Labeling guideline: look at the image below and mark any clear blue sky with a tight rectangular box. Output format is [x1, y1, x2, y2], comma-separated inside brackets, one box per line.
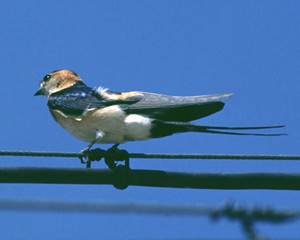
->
[0, 0, 299, 239]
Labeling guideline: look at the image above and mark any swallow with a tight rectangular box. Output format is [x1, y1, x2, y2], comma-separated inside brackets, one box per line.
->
[35, 70, 284, 159]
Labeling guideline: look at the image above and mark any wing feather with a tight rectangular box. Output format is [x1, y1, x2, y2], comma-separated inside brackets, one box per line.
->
[48, 84, 107, 116]
[48, 83, 233, 122]
[47, 84, 142, 117]
[124, 92, 233, 122]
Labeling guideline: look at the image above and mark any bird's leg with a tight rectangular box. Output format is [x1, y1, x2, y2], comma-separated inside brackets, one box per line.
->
[80, 130, 105, 167]
[104, 144, 120, 169]
[106, 144, 121, 160]
[109, 144, 120, 151]
[105, 144, 130, 190]
[105, 144, 130, 170]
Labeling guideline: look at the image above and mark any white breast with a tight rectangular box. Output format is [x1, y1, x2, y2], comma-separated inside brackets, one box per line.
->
[50, 106, 152, 144]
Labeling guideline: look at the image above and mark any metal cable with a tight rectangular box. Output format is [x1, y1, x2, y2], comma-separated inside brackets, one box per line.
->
[130, 153, 300, 160]
[1, 199, 299, 240]
[0, 151, 81, 158]
[1, 167, 300, 190]
[0, 199, 299, 221]
[0, 150, 300, 160]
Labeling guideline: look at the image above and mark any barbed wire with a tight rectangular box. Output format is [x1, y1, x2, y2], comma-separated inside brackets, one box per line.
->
[0, 199, 298, 219]
[0, 199, 299, 240]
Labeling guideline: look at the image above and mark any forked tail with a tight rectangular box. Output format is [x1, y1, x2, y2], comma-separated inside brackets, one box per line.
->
[150, 120, 286, 138]
[191, 124, 286, 136]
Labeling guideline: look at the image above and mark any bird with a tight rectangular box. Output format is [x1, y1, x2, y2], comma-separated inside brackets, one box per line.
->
[34, 70, 284, 161]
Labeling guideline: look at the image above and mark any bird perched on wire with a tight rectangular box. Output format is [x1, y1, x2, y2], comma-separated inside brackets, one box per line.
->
[34, 70, 284, 157]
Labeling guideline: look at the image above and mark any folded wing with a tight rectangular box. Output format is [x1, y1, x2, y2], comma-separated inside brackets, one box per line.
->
[124, 92, 233, 122]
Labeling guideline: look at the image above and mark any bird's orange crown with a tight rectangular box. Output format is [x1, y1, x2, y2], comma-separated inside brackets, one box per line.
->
[35, 70, 83, 96]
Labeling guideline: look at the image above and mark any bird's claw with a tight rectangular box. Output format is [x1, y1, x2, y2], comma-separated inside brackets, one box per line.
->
[78, 145, 130, 189]
[80, 148, 108, 168]
[80, 147, 91, 168]
[105, 144, 125, 170]
[104, 145, 130, 190]
[79, 144, 129, 171]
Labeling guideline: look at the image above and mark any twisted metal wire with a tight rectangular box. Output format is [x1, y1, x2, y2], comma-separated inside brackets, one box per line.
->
[0, 150, 300, 160]
[0, 151, 81, 158]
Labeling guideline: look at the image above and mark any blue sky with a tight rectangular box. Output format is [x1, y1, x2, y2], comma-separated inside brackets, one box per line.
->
[0, 0, 300, 239]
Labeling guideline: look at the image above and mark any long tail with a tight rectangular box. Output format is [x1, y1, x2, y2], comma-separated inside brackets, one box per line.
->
[150, 120, 286, 138]
[193, 125, 286, 136]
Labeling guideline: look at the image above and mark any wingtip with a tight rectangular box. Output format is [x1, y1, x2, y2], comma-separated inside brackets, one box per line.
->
[218, 93, 234, 100]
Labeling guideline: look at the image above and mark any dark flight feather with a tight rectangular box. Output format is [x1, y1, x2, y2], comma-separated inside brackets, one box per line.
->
[124, 93, 233, 122]
[151, 120, 286, 138]
[48, 84, 232, 122]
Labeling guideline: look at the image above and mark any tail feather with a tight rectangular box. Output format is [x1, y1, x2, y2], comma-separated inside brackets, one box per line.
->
[193, 125, 285, 131]
[188, 123, 286, 136]
[150, 120, 286, 138]
[194, 128, 286, 136]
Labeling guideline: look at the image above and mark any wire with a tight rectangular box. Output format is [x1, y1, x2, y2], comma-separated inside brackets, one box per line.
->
[1, 150, 300, 190]
[1, 199, 299, 239]
[130, 153, 300, 160]
[0, 150, 300, 160]
[0, 151, 81, 158]
[1, 167, 300, 190]
[1, 150, 299, 239]
[0, 199, 298, 221]
[0, 199, 213, 214]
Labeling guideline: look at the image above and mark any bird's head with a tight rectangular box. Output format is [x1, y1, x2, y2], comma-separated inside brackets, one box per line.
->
[34, 70, 83, 96]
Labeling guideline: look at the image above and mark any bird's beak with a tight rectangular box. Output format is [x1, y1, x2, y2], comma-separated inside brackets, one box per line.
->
[34, 89, 43, 96]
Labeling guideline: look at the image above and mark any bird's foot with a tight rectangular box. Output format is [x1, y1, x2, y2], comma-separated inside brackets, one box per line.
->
[104, 144, 129, 170]
[104, 144, 130, 190]
[80, 147, 90, 164]
[80, 147, 106, 168]
[79, 144, 130, 189]
[79, 143, 129, 172]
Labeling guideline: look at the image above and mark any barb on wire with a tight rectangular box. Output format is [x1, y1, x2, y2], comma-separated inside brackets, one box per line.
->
[0, 199, 299, 240]
[211, 202, 300, 240]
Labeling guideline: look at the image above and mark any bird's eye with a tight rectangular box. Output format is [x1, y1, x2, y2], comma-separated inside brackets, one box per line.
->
[43, 74, 51, 82]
